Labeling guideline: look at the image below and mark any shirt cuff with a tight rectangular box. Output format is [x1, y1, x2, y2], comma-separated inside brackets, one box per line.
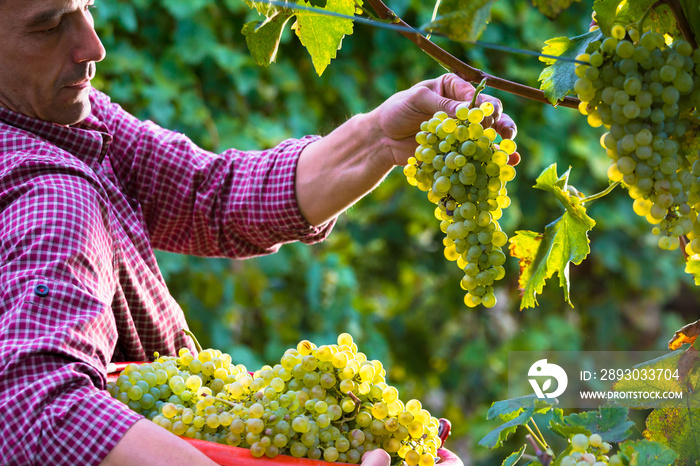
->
[265, 135, 336, 245]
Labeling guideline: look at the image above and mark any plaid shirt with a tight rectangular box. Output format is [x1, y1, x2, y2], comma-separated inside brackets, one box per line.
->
[0, 89, 332, 465]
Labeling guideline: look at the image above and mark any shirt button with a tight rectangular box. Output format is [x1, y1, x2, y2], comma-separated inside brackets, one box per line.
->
[34, 284, 50, 297]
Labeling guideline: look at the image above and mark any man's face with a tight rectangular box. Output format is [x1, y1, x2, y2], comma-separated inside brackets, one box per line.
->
[0, 0, 105, 126]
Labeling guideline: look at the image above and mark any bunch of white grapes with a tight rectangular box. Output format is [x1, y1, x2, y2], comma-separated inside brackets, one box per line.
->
[559, 433, 623, 466]
[574, 24, 700, 265]
[404, 102, 517, 308]
[108, 333, 443, 465]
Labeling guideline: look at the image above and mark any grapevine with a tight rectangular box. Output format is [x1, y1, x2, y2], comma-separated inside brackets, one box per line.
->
[108, 332, 443, 465]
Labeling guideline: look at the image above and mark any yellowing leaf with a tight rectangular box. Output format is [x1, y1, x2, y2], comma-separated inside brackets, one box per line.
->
[509, 164, 595, 309]
[613, 351, 700, 464]
[668, 319, 700, 351]
[293, 0, 355, 75]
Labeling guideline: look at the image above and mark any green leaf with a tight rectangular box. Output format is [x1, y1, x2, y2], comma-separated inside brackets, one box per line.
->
[486, 394, 555, 421]
[550, 406, 635, 443]
[242, 12, 295, 66]
[532, 0, 581, 20]
[538, 30, 603, 105]
[679, 0, 700, 43]
[479, 395, 557, 449]
[292, 0, 355, 75]
[509, 164, 596, 309]
[502, 445, 527, 466]
[618, 439, 678, 466]
[423, 0, 495, 42]
[592, 0, 621, 36]
[593, 0, 679, 37]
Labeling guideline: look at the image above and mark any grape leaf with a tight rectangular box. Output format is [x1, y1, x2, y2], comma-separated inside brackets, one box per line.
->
[618, 439, 678, 466]
[509, 164, 596, 310]
[613, 351, 700, 464]
[292, 0, 355, 75]
[679, 0, 700, 43]
[549, 406, 634, 443]
[592, 0, 618, 37]
[686, 257, 700, 285]
[502, 445, 526, 466]
[537, 30, 603, 105]
[242, 12, 295, 66]
[668, 319, 700, 351]
[593, 0, 678, 37]
[423, 0, 495, 42]
[644, 409, 699, 465]
[479, 395, 557, 449]
[532, 0, 581, 20]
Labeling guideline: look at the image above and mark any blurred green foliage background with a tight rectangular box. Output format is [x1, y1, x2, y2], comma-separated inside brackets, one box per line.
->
[92, 0, 699, 463]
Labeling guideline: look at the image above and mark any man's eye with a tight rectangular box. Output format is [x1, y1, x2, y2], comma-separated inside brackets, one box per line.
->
[44, 24, 60, 33]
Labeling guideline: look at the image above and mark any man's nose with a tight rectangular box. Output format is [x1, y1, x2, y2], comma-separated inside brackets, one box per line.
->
[72, 8, 106, 64]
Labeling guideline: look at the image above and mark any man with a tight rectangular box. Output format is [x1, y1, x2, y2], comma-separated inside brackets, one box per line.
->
[0, 0, 517, 465]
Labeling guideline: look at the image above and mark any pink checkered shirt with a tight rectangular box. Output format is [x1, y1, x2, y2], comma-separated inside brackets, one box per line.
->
[0, 89, 331, 465]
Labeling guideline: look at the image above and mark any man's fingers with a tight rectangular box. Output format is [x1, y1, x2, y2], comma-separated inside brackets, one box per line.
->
[494, 111, 518, 140]
[437, 448, 464, 466]
[361, 449, 391, 466]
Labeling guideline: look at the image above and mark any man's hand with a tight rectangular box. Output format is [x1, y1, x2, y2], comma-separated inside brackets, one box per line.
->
[361, 449, 391, 466]
[438, 448, 465, 466]
[368, 73, 519, 167]
[295, 73, 519, 226]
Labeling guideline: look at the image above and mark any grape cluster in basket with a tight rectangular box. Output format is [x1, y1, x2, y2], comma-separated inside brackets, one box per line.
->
[108, 333, 442, 465]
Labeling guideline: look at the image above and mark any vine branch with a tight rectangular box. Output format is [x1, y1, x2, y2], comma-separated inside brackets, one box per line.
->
[364, 0, 581, 109]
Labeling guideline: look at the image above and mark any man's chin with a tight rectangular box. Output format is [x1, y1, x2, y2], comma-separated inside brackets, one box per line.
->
[46, 99, 92, 126]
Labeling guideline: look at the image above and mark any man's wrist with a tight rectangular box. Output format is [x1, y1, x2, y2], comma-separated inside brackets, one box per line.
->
[351, 110, 399, 171]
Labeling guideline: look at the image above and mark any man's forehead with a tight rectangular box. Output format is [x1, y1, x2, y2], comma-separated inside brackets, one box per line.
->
[2, 0, 82, 23]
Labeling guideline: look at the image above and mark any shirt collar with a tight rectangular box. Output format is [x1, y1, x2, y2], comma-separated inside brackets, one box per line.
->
[0, 102, 113, 167]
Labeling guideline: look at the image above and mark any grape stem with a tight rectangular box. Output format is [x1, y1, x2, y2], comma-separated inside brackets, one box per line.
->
[524, 424, 547, 451]
[529, 419, 548, 450]
[470, 79, 488, 109]
[525, 434, 553, 466]
[363, 0, 581, 109]
[181, 327, 203, 353]
[680, 235, 689, 259]
[580, 181, 620, 205]
[337, 391, 362, 425]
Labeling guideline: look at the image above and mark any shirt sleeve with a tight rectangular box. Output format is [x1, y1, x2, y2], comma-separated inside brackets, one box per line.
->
[92, 90, 335, 258]
[0, 155, 142, 465]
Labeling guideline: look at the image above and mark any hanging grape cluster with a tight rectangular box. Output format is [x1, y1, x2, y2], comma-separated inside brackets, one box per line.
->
[574, 25, 700, 269]
[404, 102, 517, 308]
[108, 333, 443, 465]
[559, 433, 623, 466]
